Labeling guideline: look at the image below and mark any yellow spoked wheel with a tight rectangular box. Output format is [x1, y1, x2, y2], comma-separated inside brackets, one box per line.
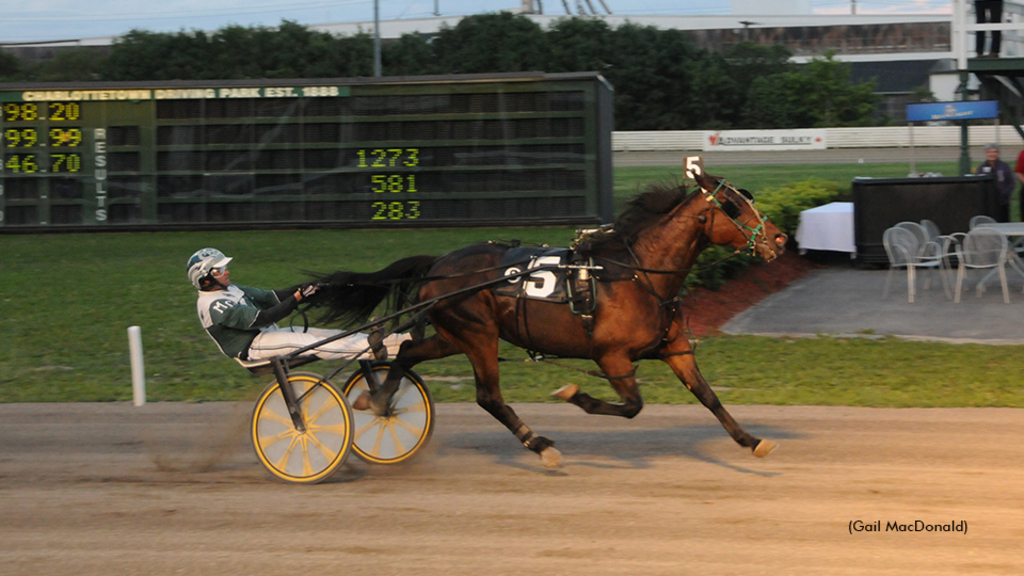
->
[250, 372, 353, 484]
[342, 363, 435, 465]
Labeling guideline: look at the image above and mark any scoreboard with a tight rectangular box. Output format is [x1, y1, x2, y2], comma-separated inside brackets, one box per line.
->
[0, 72, 614, 231]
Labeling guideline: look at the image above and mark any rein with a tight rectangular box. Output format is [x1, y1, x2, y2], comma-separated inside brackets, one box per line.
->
[525, 350, 639, 382]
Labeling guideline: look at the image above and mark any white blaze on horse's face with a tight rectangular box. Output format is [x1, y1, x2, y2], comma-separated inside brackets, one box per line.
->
[699, 178, 786, 261]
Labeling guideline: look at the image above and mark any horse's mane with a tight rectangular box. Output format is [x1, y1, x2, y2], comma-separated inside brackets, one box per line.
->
[579, 182, 698, 255]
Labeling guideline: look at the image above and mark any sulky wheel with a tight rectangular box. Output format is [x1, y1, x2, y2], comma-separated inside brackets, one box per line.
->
[342, 362, 435, 464]
[250, 372, 353, 484]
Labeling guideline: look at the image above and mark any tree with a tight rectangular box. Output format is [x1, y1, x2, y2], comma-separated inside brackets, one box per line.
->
[107, 29, 215, 80]
[546, 17, 613, 73]
[432, 13, 550, 74]
[0, 50, 23, 81]
[384, 33, 440, 77]
[28, 48, 109, 82]
[741, 52, 877, 128]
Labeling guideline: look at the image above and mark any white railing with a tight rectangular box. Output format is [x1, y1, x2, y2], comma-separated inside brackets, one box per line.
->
[954, 0, 1024, 67]
[612, 126, 1021, 152]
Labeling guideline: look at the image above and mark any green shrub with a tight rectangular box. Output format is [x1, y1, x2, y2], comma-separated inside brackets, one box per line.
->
[754, 178, 845, 237]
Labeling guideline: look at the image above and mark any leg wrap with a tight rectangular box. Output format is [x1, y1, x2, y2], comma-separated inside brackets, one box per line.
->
[514, 424, 534, 446]
[514, 424, 555, 452]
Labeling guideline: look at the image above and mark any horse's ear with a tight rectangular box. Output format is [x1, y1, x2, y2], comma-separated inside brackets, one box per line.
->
[697, 172, 725, 191]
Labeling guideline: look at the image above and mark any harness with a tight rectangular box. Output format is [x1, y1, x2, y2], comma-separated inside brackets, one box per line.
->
[703, 178, 771, 257]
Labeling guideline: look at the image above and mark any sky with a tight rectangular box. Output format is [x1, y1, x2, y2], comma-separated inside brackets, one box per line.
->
[1, 0, 953, 44]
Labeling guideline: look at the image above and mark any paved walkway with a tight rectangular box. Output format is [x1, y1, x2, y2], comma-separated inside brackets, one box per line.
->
[722, 263, 1024, 344]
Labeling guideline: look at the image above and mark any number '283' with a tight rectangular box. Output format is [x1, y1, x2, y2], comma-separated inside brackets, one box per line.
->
[371, 201, 421, 221]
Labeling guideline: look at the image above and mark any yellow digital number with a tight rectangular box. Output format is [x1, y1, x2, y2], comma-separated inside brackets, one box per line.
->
[48, 102, 80, 121]
[4, 154, 38, 174]
[387, 148, 403, 167]
[21, 103, 38, 121]
[370, 200, 421, 221]
[357, 148, 420, 168]
[5, 128, 39, 148]
[372, 174, 417, 193]
[51, 153, 81, 173]
[403, 148, 419, 167]
[50, 128, 83, 147]
[371, 149, 387, 168]
[3, 103, 39, 122]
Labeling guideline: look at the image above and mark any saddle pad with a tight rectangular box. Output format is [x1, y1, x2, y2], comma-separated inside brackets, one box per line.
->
[493, 247, 570, 303]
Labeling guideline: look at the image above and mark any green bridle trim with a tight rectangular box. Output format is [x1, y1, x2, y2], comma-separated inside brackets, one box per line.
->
[703, 178, 770, 255]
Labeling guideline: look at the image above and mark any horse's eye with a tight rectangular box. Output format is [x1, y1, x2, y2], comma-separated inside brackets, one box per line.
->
[722, 200, 741, 219]
[738, 188, 754, 202]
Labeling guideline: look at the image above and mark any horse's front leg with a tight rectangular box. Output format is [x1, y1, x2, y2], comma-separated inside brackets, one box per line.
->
[552, 354, 644, 418]
[660, 337, 776, 457]
[458, 330, 562, 468]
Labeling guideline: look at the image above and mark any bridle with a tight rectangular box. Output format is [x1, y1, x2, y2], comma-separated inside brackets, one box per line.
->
[700, 177, 775, 260]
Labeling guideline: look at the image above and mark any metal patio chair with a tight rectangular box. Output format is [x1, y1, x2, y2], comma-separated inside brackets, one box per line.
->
[954, 227, 1010, 304]
[883, 226, 948, 303]
[920, 219, 941, 243]
[969, 215, 997, 230]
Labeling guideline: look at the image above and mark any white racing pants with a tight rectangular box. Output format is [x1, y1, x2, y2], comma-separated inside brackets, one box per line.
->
[247, 326, 411, 361]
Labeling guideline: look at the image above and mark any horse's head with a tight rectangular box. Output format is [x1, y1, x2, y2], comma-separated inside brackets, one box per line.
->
[692, 172, 787, 261]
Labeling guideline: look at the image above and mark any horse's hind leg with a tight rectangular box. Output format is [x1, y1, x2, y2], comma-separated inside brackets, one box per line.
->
[660, 339, 775, 457]
[555, 354, 644, 418]
[357, 333, 460, 413]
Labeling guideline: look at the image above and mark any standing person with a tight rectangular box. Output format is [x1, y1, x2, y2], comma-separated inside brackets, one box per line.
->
[976, 0, 1004, 57]
[187, 247, 410, 362]
[1014, 146, 1024, 221]
[977, 143, 1014, 222]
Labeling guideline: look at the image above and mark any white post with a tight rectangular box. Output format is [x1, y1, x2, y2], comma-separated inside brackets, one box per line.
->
[908, 122, 916, 175]
[128, 326, 146, 406]
[953, 0, 968, 70]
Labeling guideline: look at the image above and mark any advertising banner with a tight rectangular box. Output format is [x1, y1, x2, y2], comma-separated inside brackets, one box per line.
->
[702, 129, 827, 151]
[906, 101, 998, 122]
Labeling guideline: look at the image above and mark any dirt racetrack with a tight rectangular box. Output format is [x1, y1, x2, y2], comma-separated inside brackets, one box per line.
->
[1, 402, 1022, 575]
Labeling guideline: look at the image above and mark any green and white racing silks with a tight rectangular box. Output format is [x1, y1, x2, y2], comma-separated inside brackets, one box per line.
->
[196, 285, 281, 358]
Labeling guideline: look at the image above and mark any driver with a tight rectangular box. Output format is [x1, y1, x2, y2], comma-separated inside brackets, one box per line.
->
[187, 247, 409, 362]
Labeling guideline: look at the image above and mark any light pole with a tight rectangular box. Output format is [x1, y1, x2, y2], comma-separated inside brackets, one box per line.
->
[374, 0, 382, 77]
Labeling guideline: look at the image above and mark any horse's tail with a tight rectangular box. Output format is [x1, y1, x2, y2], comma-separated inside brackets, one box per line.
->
[311, 254, 438, 327]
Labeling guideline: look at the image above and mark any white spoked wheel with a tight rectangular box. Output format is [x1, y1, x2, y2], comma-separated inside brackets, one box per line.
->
[250, 372, 353, 484]
[342, 363, 435, 465]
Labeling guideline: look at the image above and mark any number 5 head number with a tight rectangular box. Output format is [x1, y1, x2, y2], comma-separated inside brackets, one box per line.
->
[685, 155, 703, 179]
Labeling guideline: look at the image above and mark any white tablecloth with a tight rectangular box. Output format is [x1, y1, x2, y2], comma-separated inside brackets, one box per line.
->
[794, 202, 856, 253]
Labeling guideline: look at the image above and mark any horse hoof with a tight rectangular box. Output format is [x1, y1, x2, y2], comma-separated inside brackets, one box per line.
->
[539, 447, 562, 468]
[551, 384, 578, 401]
[351, 391, 372, 411]
[752, 440, 777, 458]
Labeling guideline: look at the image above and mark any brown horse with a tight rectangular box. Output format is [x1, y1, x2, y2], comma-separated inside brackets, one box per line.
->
[313, 171, 787, 467]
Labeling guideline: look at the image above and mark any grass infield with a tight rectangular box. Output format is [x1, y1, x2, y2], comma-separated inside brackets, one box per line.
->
[5, 161, 1023, 406]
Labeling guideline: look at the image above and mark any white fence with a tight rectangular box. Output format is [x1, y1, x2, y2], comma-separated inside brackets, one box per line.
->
[612, 126, 1022, 152]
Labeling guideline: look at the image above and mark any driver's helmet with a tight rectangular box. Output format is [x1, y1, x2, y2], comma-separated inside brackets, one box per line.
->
[187, 248, 233, 290]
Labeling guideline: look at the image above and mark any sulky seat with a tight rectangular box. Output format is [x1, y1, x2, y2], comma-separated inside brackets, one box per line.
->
[234, 355, 319, 377]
